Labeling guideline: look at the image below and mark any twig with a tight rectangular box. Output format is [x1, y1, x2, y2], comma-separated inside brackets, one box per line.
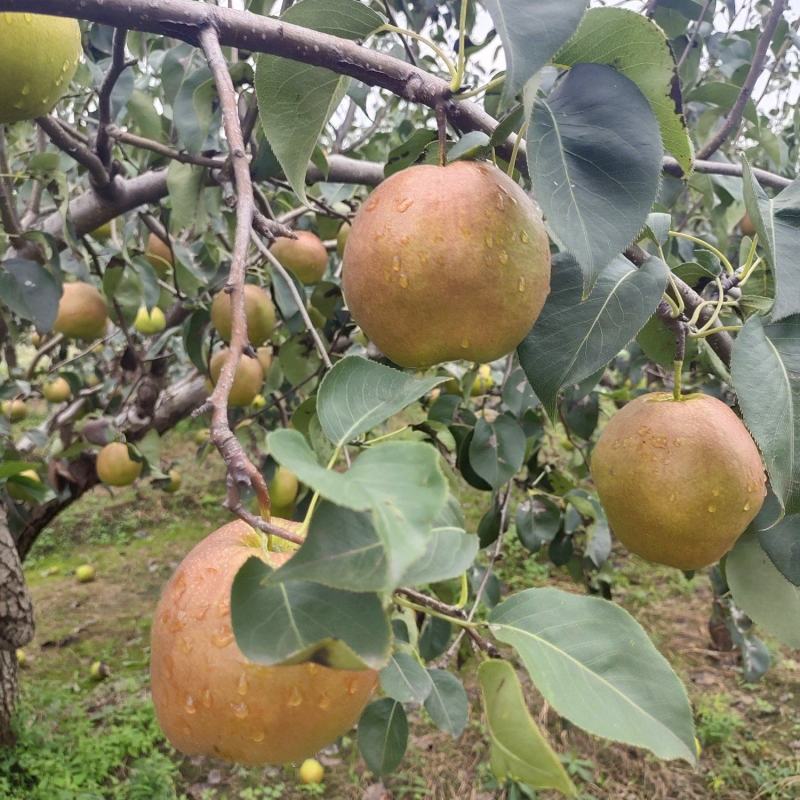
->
[199, 24, 292, 541]
[20, 127, 47, 228]
[250, 221, 331, 371]
[36, 115, 115, 195]
[696, 0, 788, 159]
[95, 28, 130, 167]
[0, 127, 22, 245]
[332, 98, 357, 153]
[107, 126, 226, 169]
[676, 0, 713, 70]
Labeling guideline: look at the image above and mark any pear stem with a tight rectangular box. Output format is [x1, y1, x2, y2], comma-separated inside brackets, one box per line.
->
[673, 359, 683, 402]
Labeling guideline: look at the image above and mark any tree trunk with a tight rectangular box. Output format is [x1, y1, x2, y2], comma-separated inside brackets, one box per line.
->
[0, 508, 34, 745]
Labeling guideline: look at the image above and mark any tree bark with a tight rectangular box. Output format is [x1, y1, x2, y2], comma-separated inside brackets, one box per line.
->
[0, 508, 34, 745]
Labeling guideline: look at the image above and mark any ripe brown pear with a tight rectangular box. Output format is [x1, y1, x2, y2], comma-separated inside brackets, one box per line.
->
[150, 519, 377, 765]
[54, 282, 108, 341]
[209, 350, 264, 408]
[342, 161, 551, 368]
[96, 442, 143, 487]
[739, 212, 757, 237]
[146, 233, 174, 277]
[211, 284, 276, 346]
[270, 231, 328, 284]
[591, 392, 766, 570]
[0, 13, 81, 124]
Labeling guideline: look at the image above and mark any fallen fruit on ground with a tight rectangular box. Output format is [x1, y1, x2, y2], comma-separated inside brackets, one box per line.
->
[54, 282, 109, 341]
[90, 661, 110, 681]
[299, 757, 325, 784]
[42, 377, 72, 403]
[209, 350, 264, 408]
[0, 13, 81, 124]
[211, 284, 275, 346]
[164, 469, 182, 494]
[134, 305, 167, 335]
[591, 392, 766, 570]
[150, 519, 378, 765]
[75, 564, 96, 583]
[146, 233, 174, 276]
[342, 160, 551, 368]
[2, 399, 27, 422]
[96, 442, 143, 487]
[270, 230, 328, 284]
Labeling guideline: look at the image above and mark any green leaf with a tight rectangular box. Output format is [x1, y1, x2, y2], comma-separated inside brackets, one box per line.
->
[231, 556, 391, 670]
[380, 652, 433, 704]
[483, 0, 588, 109]
[686, 82, 759, 127]
[0, 259, 61, 331]
[730, 314, 800, 515]
[317, 355, 443, 446]
[727, 533, 800, 649]
[268, 429, 447, 585]
[741, 159, 800, 321]
[555, 7, 693, 174]
[384, 129, 437, 177]
[267, 501, 388, 591]
[758, 512, 800, 586]
[518, 253, 668, 418]
[530, 64, 664, 293]
[255, 0, 383, 202]
[166, 162, 206, 234]
[468, 415, 527, 490]
[0, 462, 38, 479]
[478, 660, 576, 796]
[424, 669, 469, 738]
[358, 698, 408, 775]
[489, 588, 696, 763]
[516, 497, 561, 553]
[400, 526, 478, 586]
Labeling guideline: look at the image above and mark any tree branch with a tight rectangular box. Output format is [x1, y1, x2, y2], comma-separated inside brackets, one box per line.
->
[0, 128, 22, 246]
[695, 0, 788, 160]
[95, 28, 130, 167]
[36, 115, 115, 194]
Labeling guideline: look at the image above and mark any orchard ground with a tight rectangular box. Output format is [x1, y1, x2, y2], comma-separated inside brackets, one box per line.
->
[2, 415, 799, 800]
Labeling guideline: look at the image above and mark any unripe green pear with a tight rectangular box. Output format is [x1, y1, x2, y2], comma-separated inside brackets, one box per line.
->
[269, 466, 299, 517]
[96, 442, 142, 487]
[43, 377, 72, 403]
[591, 392, 767, 570]
[134, 305, 167, 335]
[2, 399, 27, 422]
[0, 13, 81, 124]
[342, 161, 551, 368]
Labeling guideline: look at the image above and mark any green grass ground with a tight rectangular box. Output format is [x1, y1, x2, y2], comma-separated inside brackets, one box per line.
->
[3, 425, 799, 799]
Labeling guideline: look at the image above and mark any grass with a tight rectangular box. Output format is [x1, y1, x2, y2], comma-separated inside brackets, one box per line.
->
[4, 424, 800, 799]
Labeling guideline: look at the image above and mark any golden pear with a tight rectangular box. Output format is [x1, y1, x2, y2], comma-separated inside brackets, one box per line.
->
[0, 13, 81, 124]
[209, 349, 264, 408]
[591, 392, 766, 570]
[96, 442, 143, 487]
[270, 231, 328, 284]
[42, 377, 72, 403]
[150, 519, 377, 765]
[54, 282, 108, 341]
[1, 399, 27, 422]
[342, 161, 551, 368]
[211, 284, 275, 346]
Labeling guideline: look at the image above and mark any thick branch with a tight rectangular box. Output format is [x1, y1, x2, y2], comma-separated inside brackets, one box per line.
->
[663, 156, 791, 190]
[695, 0, 788, 160]
[0, 128, 22, 246]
